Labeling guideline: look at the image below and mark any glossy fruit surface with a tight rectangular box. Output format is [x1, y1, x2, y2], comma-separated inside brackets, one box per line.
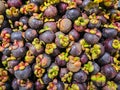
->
[65, 8, 80, 21]
[101, 64, 117, 80]
[25, 28, 38, 41]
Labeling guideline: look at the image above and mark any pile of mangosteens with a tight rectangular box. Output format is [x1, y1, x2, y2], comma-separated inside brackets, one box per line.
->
[0, 0, 120, 90]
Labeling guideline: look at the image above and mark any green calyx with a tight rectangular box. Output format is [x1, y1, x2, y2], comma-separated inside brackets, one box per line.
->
[107, 81, 118, 89]
[90, 19, 99, 24]
[0, 15, 4, 25]
[44, 18, 55, 22]
[6, 56, 16, 61]
[67, 2, 77, 9]
[114, 11, 120, 20]
[46, 0, 60, 4]
[87, 82, 97, 90]
[74, 17, 89, 26]
[14, 62, 29, 71]
[2, 60, 7, 67]
[47, 80, 57, 90]
[40, 2, 51, 12]
[19, 79, 33, 88]
[103, 0, 113, 7]
[6, 7, 19, 17]
[89, 14, 99, 24]
[94, 0, 103, 3]
[27, 3, 38, 11]
[73, 57, 80, 61]
[68, 84, 79, 90]
[89, 29, 97, 34]
[85, 1, 99, 11]
[83, 61, 94, 73]
[36, 54, 49, 67]
[58, 52, 69, 62]
[36, 54, 47, 67]
[91, 73, 106, 83]
[32, 38, 44, 50]
[61, 0, 72, 4]
[20, 3, 38, 14]
[25, 50, 35, 63]
[37, 79, 44, 85]
[115, 16, 120, 20]
[113, 51, 120, 71]
[61, 72, 73, 83]
[2, 56, 16, 67]
[104, 23, 118, 29]
[113, 57, 120, 65]
[34, 64, 45, 78]
[8, 20, 14, 29]
[45, 43, 57, 54]
[112, 39, 120, 49]
[39, 26, 51, 34]
[90, 44, 101, 60]
[80, 39, 91, 49]
[85, 48, 91, 60]
[18, 25, 23, 31]
[34, 13, 43, 20]
[58, 34, 69, 47]
[112, 63, 120, 72]
[0, 68, 9, 83]
[48, 66, 59, 79]
[69, 55, 80, 62]
[0, 83, 6, 90]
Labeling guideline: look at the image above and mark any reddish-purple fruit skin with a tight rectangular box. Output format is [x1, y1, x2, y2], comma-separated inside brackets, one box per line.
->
[3, 48, 11, 56]
[101, 64, 117, 80]
[14, 66, 31, 79]
[11, 31, 23, 42]
[78, 83, 87, 90]
[69, 29, 80, 41]
[102, 28, 117, 38]
[104, 39, 117, 54]
[65, 8, 80, 21]
[59, 68, 68, 78]
[19, 16, 28, 25]
[97, 52, 112, 66]
[91, 62, 100, 75]
[57, 81, 65, 90]
[84, 33, 100, 44]
[57, 3, 68, 14]
[69, 43, 82, 56]
[42, 74, 52, 85]
[12, 78, 19, 90]
[44, 5, 58, 18]
[25, 43, 44, 56]
[73, 70, 87, 83]
[25, 29, 38, 41]
[88, 20, 101, 28]
[30, 0, 44, 5]
[44, 22, 57, 32]
[7, 0, 22, 8]
[0, 1, 6, 14]
[39, 30, 55, 43]
[28, 16, 43, 29]
[51, 48, 60, 57]
[39, 54, 52, 68]
[35, 81, 44, 90]
[19, 86, 33, 90]
[55, 56, 66, 67]
[11, 47, 26, 58]
[80, 54, 88, 64]
[114, 72, 120, 83]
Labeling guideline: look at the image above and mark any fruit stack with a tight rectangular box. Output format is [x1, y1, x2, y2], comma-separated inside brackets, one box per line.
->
[0, 0, 120, 90]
